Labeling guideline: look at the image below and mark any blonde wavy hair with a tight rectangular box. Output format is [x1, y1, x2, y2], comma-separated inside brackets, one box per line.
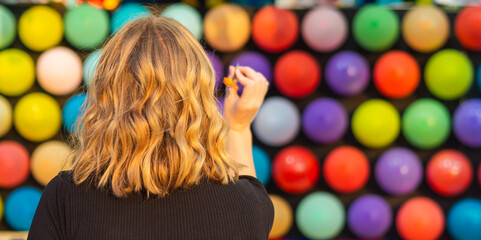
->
[67, 16, 241, 198]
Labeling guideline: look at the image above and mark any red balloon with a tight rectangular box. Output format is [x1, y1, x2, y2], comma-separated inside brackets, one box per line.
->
[323, 146, 369, 193]
[272, 146, 320, 194]
[426, 149, 472, 196]
[373, 51, 420, 99]
[252, 6, 299, 52]
[274, 51, 320, 98]
[0, 141, 30, 188]
[455, 6, 481, 51]
[396, 197, 445, 240]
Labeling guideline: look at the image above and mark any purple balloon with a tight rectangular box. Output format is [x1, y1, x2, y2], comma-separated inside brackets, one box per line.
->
[302, 98, 347, 144]
[348, 194, 392, 239]
[454, 99, 481, 147]
[326, 51, 370, 96]
[375, 147, 422, 195]
[228, 51, 272, 94]
[217, 96, 224, 113]
[206, 51, 224, 90]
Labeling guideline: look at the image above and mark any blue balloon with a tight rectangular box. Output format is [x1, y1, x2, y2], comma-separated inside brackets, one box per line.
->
[252, 146, 271, 185]
[477, 63, 481, 93]
[111, 3, 150, 34]
[161, 3, 203, 40]
[448, 198, 481, 240]
[83, 49, 101, 87]
[5, 187, 42, 231]
[63, 93, 87, 133]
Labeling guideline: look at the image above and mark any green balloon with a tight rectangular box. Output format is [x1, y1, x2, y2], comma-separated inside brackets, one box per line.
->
[161, 3, 203, 40]
[425, 49, 473, 100]
[296, 192, 345, 239]
[0, 5, 16, 50]
[402, 98, 451, 149]
[352, 5, 399, 52]
[64, 3, 109, 49]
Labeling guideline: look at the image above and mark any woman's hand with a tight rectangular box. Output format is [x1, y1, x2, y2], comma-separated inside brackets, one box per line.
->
[223, 66, 269, 131]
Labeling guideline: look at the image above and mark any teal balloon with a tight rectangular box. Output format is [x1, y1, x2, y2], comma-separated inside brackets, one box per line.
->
[448, 198, 481, 240]
[83, 49, 101, 87]
[4, 187, 42, 231]
[402, 98, 451, 149]
[64, 4, 110, 49]
[252, 146, 271, 185]
[161, 3, 203, 40]
[111, 3, 150, 34]
[62, 93, 87, 134]
[296, 191, 345, 239]
[0, 5, 16, 49]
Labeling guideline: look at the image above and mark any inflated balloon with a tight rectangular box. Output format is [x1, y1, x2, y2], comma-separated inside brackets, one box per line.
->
[402, 6, 449, 52]
[111, 3, 150, 34]
[374, 51, 420, 98]
[351, 99, 400, 148]
[396, 197, 445, 240]
[269, 195, 292, 238]
[352, 5, 399, 52]
[274, 51, 320, 98]
[348, 194, 392, 239]
[13, 93, 61, 142]
[37, 47, 83, 95]
[455, 7, 481, 51]
[229, 52, 272, 82]
[0, 5, 16, 49]
[296, 192, 345, 239]
[425, 49, 473, 100]
[324, 146, 369, 193]
[453, 99, 481, 147]
[252, 146, 271, 185]
[83, 49, 101, 87]
[64, 3, 109, 49]
[0, 141, 29, 188]
[252, 97, 300, 146]
[302, 98, 347, 144]
[301, 7, 347, 52]
[103, 0, 120, 10]
[252, 6, 298, 52]
[426, 150, 472, 196]
[0, 48, 35, 96]
[18, 5, 63, 51]
[62, 93, 87, 134]
[375, 147, 422, 195]
[0, 96, 12, 137]
[161, 3, 203, 40]
[31, 141, 72, 186]
[4, 187, 42, 231]
[0, 195, 3, 221]
[216, 96, 224, 113]
[448, 199, 481, 240]
[204, 4, 250, 52]
[205, 51, 224, 90]
[325, 51, 369, 97]
[402, 98, 451, 149]
[272, 146, 319, 194]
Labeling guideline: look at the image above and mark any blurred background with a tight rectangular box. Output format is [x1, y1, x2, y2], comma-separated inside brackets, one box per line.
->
[2, 0, 481, 239]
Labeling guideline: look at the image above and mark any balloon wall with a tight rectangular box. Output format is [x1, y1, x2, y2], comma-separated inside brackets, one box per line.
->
[2, 2, 481, 239]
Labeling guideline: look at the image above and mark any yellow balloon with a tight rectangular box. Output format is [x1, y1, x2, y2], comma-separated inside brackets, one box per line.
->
[18, 5, 64, 51]
[13, 92, 61, 142]
[269, 194, 293, 238]
[0, 96, 12, 137]
[0, 48, 35, 96]
[402, 6, 449, 53]
[204, 4, 250, 52]
[0, 194, 3, 221]
[103, 0, 120, 11]
[351, 99, 400, 148]
[31, 141, 72, 186]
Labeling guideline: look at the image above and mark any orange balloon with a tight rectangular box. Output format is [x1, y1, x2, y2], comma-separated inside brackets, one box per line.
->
[455, 6, 481, 51]
[323, 146, 369, 193]
[373, 51, 420, 99]
[396, 197, 444, 240]
[402, 6, 449, 53]
[426, 150, 472, 196]
[252, 6, 298, 53]
[269, 195, 293, 238]
[31, 141, 72, 186]
[0, 141, 30, 188]
[204, 4, 250, 52]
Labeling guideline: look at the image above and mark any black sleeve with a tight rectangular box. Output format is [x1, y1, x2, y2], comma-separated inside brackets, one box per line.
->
[27, 174, 68, 240]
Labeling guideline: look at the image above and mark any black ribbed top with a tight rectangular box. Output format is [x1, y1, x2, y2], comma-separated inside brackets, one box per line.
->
[27, 171, 274, 240]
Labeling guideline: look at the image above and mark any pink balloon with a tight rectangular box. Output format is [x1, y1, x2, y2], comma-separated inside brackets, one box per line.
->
[37, 47, 82, 96]
[301, 7, 348, 52]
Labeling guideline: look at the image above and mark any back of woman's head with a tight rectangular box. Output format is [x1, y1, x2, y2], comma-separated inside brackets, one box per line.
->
[69, 16, 240, 198]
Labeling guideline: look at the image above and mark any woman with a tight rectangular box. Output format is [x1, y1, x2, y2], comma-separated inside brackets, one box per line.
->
[28, 16, 272, 239]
